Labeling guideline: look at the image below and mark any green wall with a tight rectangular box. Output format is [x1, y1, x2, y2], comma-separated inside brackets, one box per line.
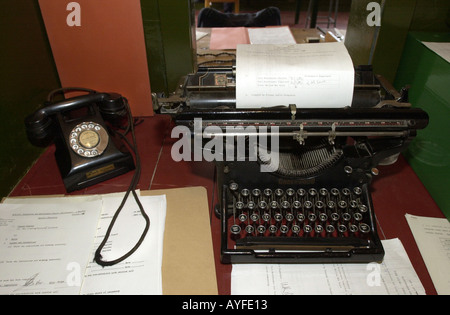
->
[0, 0, 60, 197]
[345, 0, 450, 83]
[140, 0, 196, 95]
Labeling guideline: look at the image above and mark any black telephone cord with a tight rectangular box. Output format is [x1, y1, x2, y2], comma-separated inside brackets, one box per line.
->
[93, 97, 150, 267]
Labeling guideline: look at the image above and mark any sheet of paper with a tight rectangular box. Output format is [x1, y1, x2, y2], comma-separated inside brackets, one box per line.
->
[406, 214, 450, 295]
[422, 41, 450, 64]
[0, 200, 102, 295]
[81, 194, 166, 295]
[236, 42, 355, 108]
[231, 238, 425, 295]
[247, 26, 296, 44]
[196, 30, 209, 41]
[209, 27, 249, 50]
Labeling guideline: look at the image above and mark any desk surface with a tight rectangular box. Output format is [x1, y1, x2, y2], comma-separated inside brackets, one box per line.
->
[10, 115, 445, 295]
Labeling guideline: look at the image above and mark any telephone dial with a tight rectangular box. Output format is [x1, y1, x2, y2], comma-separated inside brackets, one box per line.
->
[25, 88, 135, 192]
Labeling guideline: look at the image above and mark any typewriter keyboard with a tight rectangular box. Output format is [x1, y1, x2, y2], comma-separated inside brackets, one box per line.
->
[226, 184, 374, 241]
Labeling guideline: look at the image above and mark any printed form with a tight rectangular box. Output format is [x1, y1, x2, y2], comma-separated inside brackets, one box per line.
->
[231, 239, 425, 295]
[406, 214, 450, 295]
[0, 193, 166, 295]
[236, 42, 354, 108]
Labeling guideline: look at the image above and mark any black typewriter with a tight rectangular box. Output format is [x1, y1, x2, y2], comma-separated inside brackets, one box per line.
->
[154, 65, 429, 264]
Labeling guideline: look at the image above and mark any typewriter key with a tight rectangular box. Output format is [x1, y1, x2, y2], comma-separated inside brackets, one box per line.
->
[241, 188, 250, 197]
[245, 225, 255, 235]
[359, 204, 368, 213]
[293, 200, 301, 209]
[342, 188, 351, 196]
[342, 212, 351, 222]
[238, 213, 247, 222]
[330, 212, 340, 222]
[263, 188, 272, 197]
[315, 200, 324, 210]
[296, 212, 306, 222]
[247, 201, 256, 210]
[359, 223, 371, 233]
[230, 225, 241, 238]
[236, 201, 244, 210]
[269, 225, 278, 234]
[280, 225, 289, 234]
[259, 200, 268, 210]
[262, 212, 271, 222]
[304, 200, 313, 210]
[297, 188, 306, 197]
[281, 200, 290, 209]
[270, 200, 279, 209]
[353, 187, 362, 195]
[331, 188, 340, 196]
[274, 212, 283, 222]
[315, 224, 324, 235]
[257, 225, 266, 234]
[353, 212, 363, 221]
[308, 212, 317, 222]
[286, 188, 295, 197]
[319, 212, 328, 222]
[308, 188, 317, 196]
[275, 188, 284, 197]
[327, 200, 336, 209]
[338, 200, 347, 209]
[303, 224, 313, 234]
[250, 212, 260, 222]
[326, 225, 335, 234]
[252, 188, 261, 197]
[285, 212, 294, 222]
[349, 224, 359, 233]
[338, 224, 347, 233]
[292, 224, 301, 235]
[229, 182, 239, 191]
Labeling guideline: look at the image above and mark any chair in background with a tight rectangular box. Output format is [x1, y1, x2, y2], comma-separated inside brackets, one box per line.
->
[197, 7, 281, 28]
[205, 0, 240, 13]
[295, 0, 339, 28]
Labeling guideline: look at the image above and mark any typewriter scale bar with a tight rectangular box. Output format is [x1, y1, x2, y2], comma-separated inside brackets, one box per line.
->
[200, 119, 411, 138]
[221, 184, 385, 264]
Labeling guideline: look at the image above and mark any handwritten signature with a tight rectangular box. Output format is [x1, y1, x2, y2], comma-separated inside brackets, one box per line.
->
[13, 273, 43, 293]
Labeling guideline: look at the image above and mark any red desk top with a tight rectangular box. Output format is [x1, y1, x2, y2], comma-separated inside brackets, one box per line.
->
[10, 115, 445, 295]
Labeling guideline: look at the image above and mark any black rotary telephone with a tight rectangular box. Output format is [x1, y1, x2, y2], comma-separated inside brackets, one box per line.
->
[25, 88, 150, 267]
[25, 88, 135, 192]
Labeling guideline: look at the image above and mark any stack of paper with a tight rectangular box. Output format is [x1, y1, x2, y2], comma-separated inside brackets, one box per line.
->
[0, 192, 166, 295]
[406, 214, 450, 295]
[231, 238, 425, 295]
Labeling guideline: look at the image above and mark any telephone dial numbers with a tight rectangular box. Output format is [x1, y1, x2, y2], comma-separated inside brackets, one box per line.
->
[69, 122, 109, 158]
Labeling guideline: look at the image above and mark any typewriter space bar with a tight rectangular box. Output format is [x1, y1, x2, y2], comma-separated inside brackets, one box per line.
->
[235, 237, 371, 250]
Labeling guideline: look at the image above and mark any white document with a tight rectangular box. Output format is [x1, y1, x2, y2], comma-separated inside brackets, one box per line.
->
[422, 41, 450, 64]
[81, 194, 167, 295]
[406, 214, 450, 295]
[231, 238, 425, 295]
[236, 42, 354, 108]
[0, 200, 102, 295]
[247, 26, 296, 45]
[0, 192, 167, 295]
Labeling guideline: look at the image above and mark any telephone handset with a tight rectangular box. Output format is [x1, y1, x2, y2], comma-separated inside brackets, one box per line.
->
[25, 88, 135, 192]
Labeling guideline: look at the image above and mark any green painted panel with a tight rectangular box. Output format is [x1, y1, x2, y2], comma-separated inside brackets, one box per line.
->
[395, 32, 450, 219]
[141, 0, 196, 95]
[0, 0, 60, 197]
